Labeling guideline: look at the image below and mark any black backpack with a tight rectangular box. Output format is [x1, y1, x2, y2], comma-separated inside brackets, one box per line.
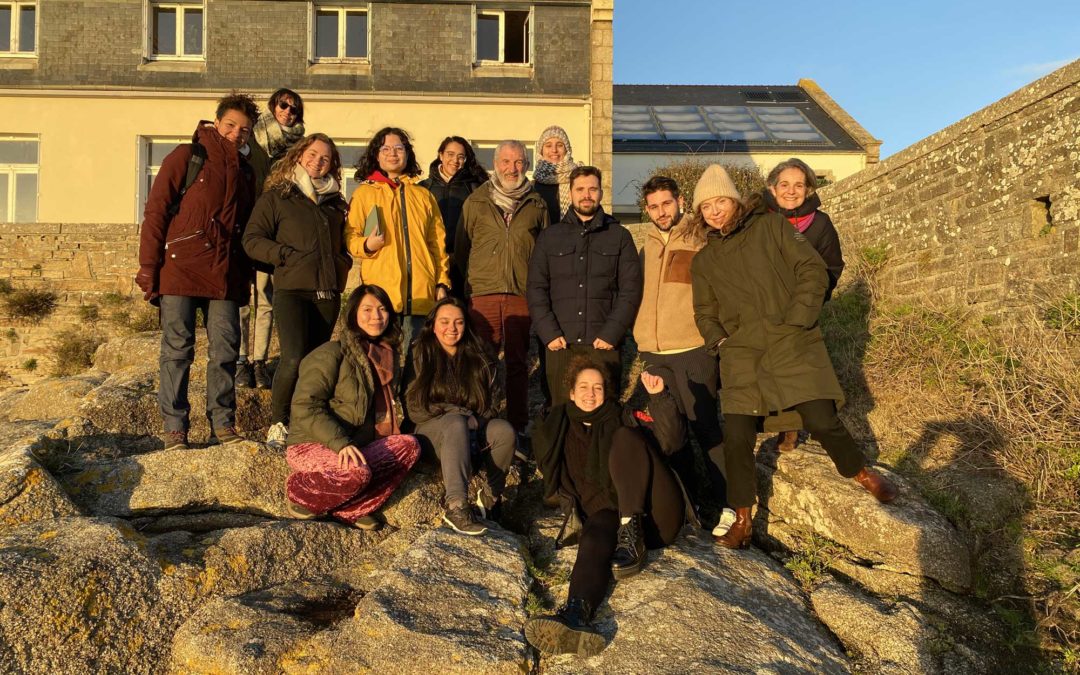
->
[165, 140, 207, 220]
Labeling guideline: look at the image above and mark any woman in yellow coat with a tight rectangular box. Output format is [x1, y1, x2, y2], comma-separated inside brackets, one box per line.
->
[346, 127, 451, 357]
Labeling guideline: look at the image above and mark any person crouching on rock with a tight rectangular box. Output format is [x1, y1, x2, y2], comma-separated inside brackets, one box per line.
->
[689, 164, 898, 551]
[404, 297, 517, 536]
[524, 357, 693, 657]
[283, 284, 421, 531]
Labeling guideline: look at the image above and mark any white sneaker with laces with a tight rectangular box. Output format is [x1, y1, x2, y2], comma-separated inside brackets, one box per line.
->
[711, 508, 737, 538]
[266, 422, 288, 449]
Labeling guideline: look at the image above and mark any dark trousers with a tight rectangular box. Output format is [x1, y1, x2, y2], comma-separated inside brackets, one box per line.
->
[724, 398, 866, 508]
[414, 413, 516, 508]
[567, 427, 684, 611]
[158, 295, 240, 433]
[468, 294, 532, 432]
[641, 348, 727, 506]
[544, 344, 622, 406]
[271, 290, 340, 425]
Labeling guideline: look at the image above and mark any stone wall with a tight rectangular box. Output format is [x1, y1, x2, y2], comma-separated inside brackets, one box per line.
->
[820, 60, 1079, 313]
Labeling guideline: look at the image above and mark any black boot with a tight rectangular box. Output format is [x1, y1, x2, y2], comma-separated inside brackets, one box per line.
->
[253, 360, 272, 390]
[235, 361, 255, 388]
[524, 598, 606, 657]
[610, 513, 646, 580]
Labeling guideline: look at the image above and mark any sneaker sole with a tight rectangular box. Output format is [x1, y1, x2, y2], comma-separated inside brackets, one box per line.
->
[524, 618, 606, 657]
[442, 514, 487, 536]
[163, 444, 189, 451]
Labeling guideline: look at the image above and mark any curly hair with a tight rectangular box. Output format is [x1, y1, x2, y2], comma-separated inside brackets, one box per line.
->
[563, 354, 611, 396]
[436, 136, 491, 184]
[263, 133, 343, 195]
[215, 91, 259, 124]
[354, 127, 422, 182]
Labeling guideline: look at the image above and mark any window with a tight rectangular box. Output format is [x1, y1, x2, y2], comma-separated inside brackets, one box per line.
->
[475, 8, 531, 65]
[312, 4, 368, 62]
[0, 137, 38, 223]
[0, 1, 36, 55]
[336, 140, 368, 201]
[472, 142, 532, 174]
[147, 1, 204, 60]
[137, 136, 186, 221]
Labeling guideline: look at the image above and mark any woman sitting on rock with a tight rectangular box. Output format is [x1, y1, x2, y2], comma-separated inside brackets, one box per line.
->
[524, 357, 692, 657]
[405, 297, 517, 536]
[283, 284, 420, 530]
[689, 164, 897, 551]
[762, 157, 846, 454]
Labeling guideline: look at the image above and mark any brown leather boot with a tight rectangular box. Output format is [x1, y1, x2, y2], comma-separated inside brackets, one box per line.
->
[778, 430, 799, 453]
[715, 506, 753, 549]
[854, 467, 898, 503]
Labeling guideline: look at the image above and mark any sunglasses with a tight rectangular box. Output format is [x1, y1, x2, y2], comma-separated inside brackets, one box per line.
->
[277, 101, 300, 114]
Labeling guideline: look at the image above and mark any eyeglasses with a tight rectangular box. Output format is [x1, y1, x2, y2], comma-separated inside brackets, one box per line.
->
[277, 101, 300, 114]
[379, 144, 406, 155]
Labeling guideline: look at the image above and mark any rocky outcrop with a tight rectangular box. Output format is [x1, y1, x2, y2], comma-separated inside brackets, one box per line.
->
[0, 443, 81, 530]
[7, 372, 106, 422]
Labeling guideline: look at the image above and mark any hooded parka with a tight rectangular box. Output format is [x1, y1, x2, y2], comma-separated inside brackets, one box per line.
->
[690, 204, 845, 417]
[419, 158, 485, 255]
[137, 122, 256, 304]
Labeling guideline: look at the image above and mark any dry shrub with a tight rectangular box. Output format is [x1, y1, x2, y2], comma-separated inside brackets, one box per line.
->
[2, 287, 59, 323]
[50, 329, 105, 377]
[632, 158, 766, 221]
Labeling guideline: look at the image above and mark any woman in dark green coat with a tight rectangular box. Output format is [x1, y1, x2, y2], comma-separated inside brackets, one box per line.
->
[688, 165, 897, 550]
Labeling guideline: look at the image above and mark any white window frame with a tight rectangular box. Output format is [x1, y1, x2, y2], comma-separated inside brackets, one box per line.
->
[135, 135, 187, 223]
[144, 1, 206, 61]
[472, 141, 532, 176]
[0, 135, 39, 223]
[309, 3, 370, 64]
[0, 0, 37, 56]
[472, 6, 533, 66]
[334, 138, 369, 202]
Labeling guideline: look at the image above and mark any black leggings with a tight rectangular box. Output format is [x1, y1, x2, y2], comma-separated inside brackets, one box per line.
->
[567, 427, 685, 611]
[724, 398, 866, 508]
[271, 290, 340, 425]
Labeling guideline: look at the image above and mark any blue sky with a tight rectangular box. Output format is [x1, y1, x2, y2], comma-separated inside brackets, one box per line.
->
[613, 1, 1079, 158]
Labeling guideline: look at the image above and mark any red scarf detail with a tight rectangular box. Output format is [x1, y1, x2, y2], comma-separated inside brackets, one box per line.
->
[363, 338, 399, 438]
[787, 212, 816, 234]
[366, 170, 400, 188]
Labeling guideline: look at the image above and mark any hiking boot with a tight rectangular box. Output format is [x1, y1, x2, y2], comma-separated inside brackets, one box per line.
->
[778, 430, 799, 453]
[253, 360, 272, 389]
[854, 467, 899, 503]
[163, 431, 189, 451]
[715, 506, 752, 549]
[352, 514, 382, 531]
[611, 513, 646, 580]
[210, 426, 244, 446]
[711, 507, 737, 539]
[236, 361, 255, 388]
[266, 422, 288, 450]
[443, 505, 487, 536]
[524, 598, 606, 657]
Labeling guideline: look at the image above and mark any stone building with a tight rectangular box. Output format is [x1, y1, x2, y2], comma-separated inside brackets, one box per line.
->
[0, 0, 613, 223]
[611, 80, 879, 221]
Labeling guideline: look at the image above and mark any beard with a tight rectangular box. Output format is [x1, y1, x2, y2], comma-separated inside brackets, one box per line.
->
[653, 212, 682, 232]
[574, 201, 600, 218]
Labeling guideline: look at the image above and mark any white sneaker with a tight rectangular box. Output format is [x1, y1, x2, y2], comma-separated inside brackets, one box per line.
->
[266, 422, 288, 449]
[711, 508, 737, 538]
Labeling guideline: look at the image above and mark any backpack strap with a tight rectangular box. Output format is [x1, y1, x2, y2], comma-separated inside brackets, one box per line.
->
[165, 140, 206, 220]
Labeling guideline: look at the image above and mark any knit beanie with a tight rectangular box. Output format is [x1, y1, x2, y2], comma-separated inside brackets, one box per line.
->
[692, 164, 742, 212]
[537, 125, 573, 159]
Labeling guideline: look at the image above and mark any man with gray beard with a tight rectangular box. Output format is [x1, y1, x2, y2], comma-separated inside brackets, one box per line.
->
[455, 140, 550, 436]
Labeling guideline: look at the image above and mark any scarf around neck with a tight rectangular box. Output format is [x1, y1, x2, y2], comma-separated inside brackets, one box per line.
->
[253, 112, 306, 161]
[764, 189, 821, 233]
[565, 399, 623, 493]
[488, 173, 533, 217]
[291, 164, 340, 204]
[534, 126, 579, 218]
[360, 333, 399, 438]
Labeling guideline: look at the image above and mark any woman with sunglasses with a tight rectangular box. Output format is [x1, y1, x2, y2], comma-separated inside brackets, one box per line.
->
[345, 127, 451, 372]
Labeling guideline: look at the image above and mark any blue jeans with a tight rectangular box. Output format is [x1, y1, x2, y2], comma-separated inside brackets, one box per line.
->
[158, 295, 241, 433]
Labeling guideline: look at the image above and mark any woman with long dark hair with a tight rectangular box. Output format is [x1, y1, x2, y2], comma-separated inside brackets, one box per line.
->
[689, 164, 897, 550]
[405, 297, 516, 535]
[524, 357, 693, 657]
[345, 127, 450, 367]
[283, 284, 420, 530]
[244, 133, 351, 449]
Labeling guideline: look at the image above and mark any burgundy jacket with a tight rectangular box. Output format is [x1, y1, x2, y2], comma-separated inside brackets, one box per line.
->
[137, 122, 256, 304]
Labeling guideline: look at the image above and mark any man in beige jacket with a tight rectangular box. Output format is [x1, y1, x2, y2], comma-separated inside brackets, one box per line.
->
[632, 175, 729, 531]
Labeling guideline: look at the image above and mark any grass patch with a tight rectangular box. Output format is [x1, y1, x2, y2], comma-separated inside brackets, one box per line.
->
[784, 534, 845, 590]
[50, 329, 105, 376]
[2, 287, 59, 323]
[21, 358, 37, 372]
[76, 304, 100, 322]
[1043, 294, 1080, 334]
[0, 278, 13, 294]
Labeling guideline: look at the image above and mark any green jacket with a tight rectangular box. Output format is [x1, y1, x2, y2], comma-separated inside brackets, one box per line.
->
[454, 182, 549, 297]
[287, 334, 380, 452]
[691, 205, 844, 416]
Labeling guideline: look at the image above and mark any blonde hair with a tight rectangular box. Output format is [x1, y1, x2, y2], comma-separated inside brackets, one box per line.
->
[263, 133, 343, 195]
[688, 194, 758, 246]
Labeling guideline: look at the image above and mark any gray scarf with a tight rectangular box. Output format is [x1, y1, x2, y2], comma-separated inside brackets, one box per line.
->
[253, 112, 306, 161]
[488, 173, 533, 217]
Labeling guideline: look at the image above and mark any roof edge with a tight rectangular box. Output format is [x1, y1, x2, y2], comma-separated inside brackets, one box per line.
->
[797, 78, 881, 163]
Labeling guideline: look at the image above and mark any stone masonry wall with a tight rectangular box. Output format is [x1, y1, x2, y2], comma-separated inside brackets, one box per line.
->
[819, 60, 1079, 313]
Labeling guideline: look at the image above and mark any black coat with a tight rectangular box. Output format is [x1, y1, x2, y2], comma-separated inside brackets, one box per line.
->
[419, 160, 485, 254]
[534, 182, 564, 223]
[242, 185, 351, 293]
[762, 191, 844, 302]
[526, 208, 643, 347]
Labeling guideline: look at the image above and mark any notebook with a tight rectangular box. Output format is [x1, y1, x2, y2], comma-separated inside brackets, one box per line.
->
[363, 206, 381, 238]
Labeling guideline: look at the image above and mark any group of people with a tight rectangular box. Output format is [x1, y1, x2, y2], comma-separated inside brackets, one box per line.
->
[136, 90, 899, 658]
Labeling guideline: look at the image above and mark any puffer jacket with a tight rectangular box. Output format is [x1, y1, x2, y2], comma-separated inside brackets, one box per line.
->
[137, 122, 256, 304]
[243, 184, 351, 293]
[455, 182, 549, 298]
[632, 215, 705, 353]
[527, 208, 642, 347]
[690, 203, 844, 417]
[419, 159, 486, 254]
[287, 332, 382, 452]
[345, 172, 450, 316]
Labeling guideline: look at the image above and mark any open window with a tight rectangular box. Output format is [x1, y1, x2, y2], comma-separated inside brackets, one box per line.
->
[475, 7, 531, 65]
